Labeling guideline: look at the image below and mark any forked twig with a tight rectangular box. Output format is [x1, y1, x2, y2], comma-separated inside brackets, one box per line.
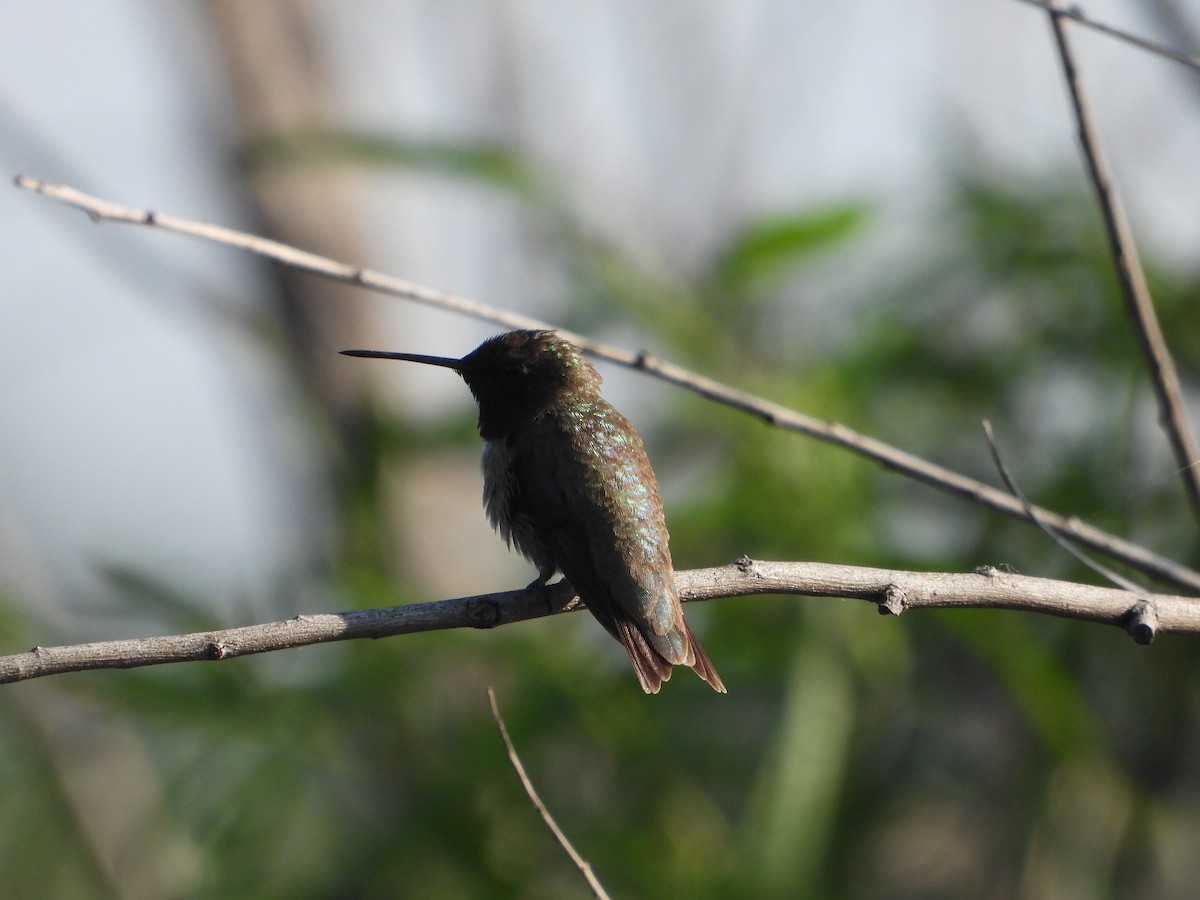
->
[1042, 1, 1200, 526]
[1013, 0, 1200, 72]
[487, 688, 611, 900]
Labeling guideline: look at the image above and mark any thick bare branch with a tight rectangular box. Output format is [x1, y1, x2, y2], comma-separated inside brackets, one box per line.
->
[1043, 2, 1200, 525]
[3, 560, 1199, 685]
[13, 176, 1200, 593]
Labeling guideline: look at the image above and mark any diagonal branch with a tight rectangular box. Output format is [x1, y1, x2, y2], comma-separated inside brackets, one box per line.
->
[13, 175, 1200, 593]
[1043, 2, 1200, 526]
[4, 559, 1200, 685]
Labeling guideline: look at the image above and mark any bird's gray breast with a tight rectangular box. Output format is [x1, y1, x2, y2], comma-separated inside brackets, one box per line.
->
[481, 438, 554, 575]
[481, 439, 516, 542]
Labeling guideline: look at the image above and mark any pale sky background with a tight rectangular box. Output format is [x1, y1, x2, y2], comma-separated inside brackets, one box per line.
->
[1, 1, 1197, 638]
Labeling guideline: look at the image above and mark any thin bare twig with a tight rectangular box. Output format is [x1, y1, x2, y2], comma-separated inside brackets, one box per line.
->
[4, 559, 1200, 684]
[1146, 0, 1200, 107]
[1012, 0, 1200, 72]
[487, 688, 611, 900]
[1042, 2, 1200, 526]
[982, 420, 1143, 591]
[14, 176, 1200, 593]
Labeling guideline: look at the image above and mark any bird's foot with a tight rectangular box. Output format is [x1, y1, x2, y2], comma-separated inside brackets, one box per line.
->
[524, 575, 577, 614]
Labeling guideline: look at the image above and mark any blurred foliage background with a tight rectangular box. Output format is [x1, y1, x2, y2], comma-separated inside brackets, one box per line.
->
[6, 169, 1200, 899]
[4, 3, 1200, 898]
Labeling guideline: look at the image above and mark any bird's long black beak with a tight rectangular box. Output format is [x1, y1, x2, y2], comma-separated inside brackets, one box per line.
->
[339, 349, 462, 371]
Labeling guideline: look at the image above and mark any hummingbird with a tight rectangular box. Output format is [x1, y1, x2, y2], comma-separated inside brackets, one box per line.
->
[341, 329, 725, 694]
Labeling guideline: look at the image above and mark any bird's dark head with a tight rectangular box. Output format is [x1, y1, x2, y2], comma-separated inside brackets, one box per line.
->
[458, 330, 601, 437]
[340, 330, 602, 439]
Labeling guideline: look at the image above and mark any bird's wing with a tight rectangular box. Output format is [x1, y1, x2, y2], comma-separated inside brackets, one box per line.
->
[511, 415, 691, 667]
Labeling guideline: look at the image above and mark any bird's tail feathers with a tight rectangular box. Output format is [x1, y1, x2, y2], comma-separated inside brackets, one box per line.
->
[615, 619, 674, 694]
[615, 618, 726, 695]
[682, 620, 726, 693]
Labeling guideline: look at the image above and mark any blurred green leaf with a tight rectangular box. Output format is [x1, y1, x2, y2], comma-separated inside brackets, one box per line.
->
[713, 203, 869, 292]
[244, 129, 556, 206]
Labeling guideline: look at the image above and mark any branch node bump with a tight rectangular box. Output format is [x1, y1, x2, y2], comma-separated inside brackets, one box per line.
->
[634, 351, 654, 370]
[974, 565, 999, 577]
[467, 597, 502, 629]
[1126, 600, 1159, 645]
[144, 210, 157, 225]
[734, 554, 760, 578]
[207, 641, 228, 660]
[879, 585, 906, 616]
[32, 646, 47, 657]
